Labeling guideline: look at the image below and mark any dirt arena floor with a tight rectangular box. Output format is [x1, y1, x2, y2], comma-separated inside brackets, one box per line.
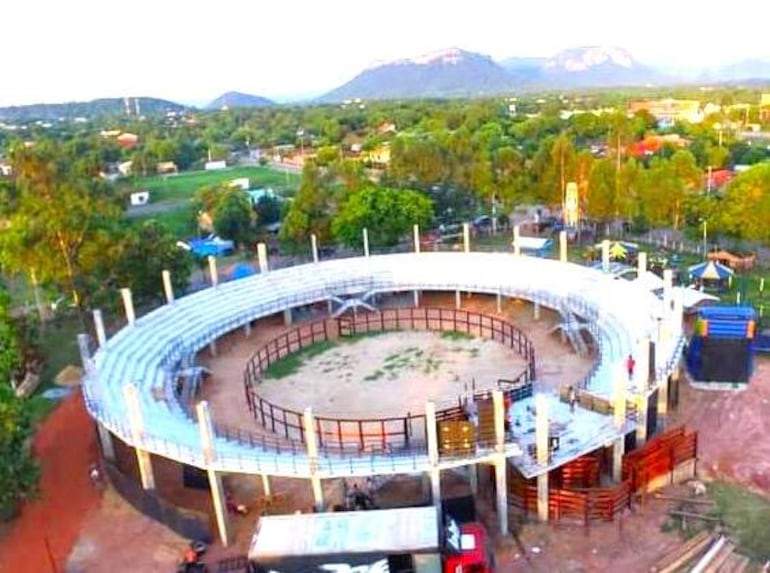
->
[5, 292, 770, 571]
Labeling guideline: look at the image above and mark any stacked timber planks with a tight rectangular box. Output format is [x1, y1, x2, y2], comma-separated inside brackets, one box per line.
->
[649, 530, 716, 572]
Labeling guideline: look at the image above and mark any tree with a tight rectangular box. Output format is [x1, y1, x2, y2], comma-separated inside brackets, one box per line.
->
[332, 186, 434, 248]
[111, 221, 194, 306]
[212, 187, 255, 247]
[0, 384, 39, 512]
[0, 285, 21, 387]
[0, 143, 124, 317]
[719, 164, 770, 241]
[280, 162, 335, 244]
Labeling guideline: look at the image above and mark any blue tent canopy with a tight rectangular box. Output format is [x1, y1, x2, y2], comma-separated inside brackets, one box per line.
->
[230, 263, 257, 281]
[688, 260, 734, 281]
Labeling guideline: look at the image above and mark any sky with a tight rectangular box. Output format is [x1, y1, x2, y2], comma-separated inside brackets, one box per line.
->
[3, 0, 770, 107]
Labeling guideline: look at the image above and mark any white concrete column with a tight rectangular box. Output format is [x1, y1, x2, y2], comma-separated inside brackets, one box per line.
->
[513, 226, 521, 256]
[283, 308, 293, 326]
[425, 401, 441, 524]
[208, 255, 219, 287]
[97, 423, 116, 461]
[362, 228, 370, 257]
[463, 223, 471, 253]
[657, 375, 669, 415]
[327, 299, 333, 315]
[123, 382, 155, 490]
[455, 290, 461, 309]
[635, 336, 650, 391]
[196, 401, 232, 547]
[413, 224, 421, 254]
[162, 269, 175, 304]
[494, 456, 508, 535]
[493, 390, 506, 449]
[496, 290, 502, 313]
[257, 242, 269, 273]
[311, 234, 319, 263]
[637, 252, 647, 276]
[662, 269, 674, 314]
[559, 230, 568, 263]
[261, 474, 272, 497]
[243, 321, 252, 338]
[413, 290, 420, 308]
[537, 473, 549, 523]
[613, 364, 627, 429]
[93, 309, 107, 348]
[535, 391, 550, 521]
[602, 239, 610, 273]
[613, 436, 625, 482]
[303, 407, 324, 511]
[635, 393, 648, 445]
[209, 339, 218, 357]
[120, 288, 136, 326]
[671, 290, 684, 341]
[535, 394, 549, 467]
[533, 302, 541, 321]
[425, 401, 439, 465]
[77, 333, 91, 371]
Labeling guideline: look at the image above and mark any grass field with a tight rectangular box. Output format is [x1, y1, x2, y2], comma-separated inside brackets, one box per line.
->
[133, 165, 300, 202]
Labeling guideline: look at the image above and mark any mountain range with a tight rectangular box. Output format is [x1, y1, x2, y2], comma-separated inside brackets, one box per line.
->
[2, 46, 770, 121]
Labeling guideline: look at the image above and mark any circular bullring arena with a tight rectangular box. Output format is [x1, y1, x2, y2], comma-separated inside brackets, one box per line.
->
[82, 249, 687, 546]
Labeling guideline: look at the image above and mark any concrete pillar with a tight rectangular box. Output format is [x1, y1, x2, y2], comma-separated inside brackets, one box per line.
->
[662, 269, 674, 314]
[93, 309, 107, 348]
[244, 321, 252, 338]
[637, 252, 647, 276]
[513, 226, 521, 256]
[209, 339, 217, 358]
[671, 290, 684, 341]
[559, 230, 568, 263]
[635, 336, 650, 391]
[425, 401, 439, 465]
[413, 290, 420, 308]
[123, 383, 155, 490]
[635, 393, 648, 445]
[208, 256, 219, 287]
[257, 242, 269, 273]
[455, 290, 461, 310]
[492, 390, 506, 448]
[413, 224, 421, 254]
[612, 436, 625, 483]
[613, 364, 627, 429]
[327, 299, 333, 315]
[363, 228, 370, 257]
[463, 223, 471, 253]
[425, 401, 441, 526]
[261, 474, 272, 497]
[97, 423, 116, 461]
[657, 375, 669, 415]
[311, 234, 319, 263]
[468, 465, 478, 495]
[496, 290, 502, 313]
[283, 308, 293, 326]
[533, 302, 541, 321]
[537, 473, 549, 522]
[162, 269, 175, 304]
[494, 456, 508, 535]
[601, 239, 610, 273]
[77, 333, 91, 371]
[535, 392, 550, 521]
[303, 407, 324, 511]
[196, 401, 232, 547]
[535, 394, 549, 467]
[120, 288, 136, 326]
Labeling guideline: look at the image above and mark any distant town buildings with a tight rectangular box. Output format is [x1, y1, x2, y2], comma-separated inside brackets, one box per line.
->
[628, 99, 704, 127]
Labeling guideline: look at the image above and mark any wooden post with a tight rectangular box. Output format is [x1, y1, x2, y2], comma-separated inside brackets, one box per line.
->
[513, 225, 521, 256]
[257, 242, 269, 273]
[559, 230, 568, 263]
[208, 255, 219, 287]
[463, 223, 470, 253]
[311, 234, 319, 263]
[363, 228, 370, 257]
[413, 224, 421, 254]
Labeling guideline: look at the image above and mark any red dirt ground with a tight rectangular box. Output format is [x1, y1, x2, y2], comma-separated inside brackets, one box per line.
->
[0, 391, 101, 573]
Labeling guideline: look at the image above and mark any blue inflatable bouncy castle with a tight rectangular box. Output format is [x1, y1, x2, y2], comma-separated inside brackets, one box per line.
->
[686, 306, 756, 385]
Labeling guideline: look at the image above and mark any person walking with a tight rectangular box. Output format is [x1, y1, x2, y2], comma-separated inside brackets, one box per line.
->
[626, 354, 636, 381]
